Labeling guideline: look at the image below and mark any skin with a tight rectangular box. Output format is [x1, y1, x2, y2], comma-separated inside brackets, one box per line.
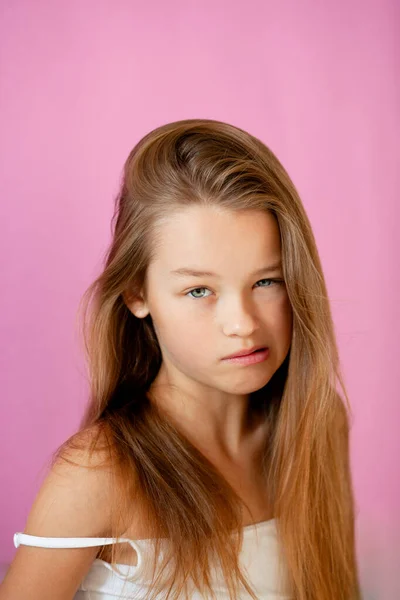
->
[125, 205, 293, 466]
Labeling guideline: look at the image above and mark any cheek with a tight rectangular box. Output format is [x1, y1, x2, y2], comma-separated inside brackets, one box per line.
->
[152, 304, 210, 355]
[164, 329, 212, 369]
[267, 295, 293, 337]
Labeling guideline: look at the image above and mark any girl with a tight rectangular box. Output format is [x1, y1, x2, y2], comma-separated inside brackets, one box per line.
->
[1, 119, 361, 600]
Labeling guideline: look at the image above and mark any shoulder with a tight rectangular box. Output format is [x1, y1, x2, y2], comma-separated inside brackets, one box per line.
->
[0, 423, 129, 600]
[27, 422, 120, 539]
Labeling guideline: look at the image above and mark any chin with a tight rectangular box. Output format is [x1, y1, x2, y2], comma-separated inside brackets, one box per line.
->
[226, 373, 274, 396]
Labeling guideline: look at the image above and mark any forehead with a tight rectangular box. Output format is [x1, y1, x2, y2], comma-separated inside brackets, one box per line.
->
[150, 206, 282, 274]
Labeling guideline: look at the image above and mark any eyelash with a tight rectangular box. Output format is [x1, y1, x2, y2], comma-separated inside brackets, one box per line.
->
[185, 279, 284, 299]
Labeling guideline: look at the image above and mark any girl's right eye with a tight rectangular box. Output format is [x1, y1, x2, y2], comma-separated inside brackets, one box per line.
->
[186, 288, 211, 299]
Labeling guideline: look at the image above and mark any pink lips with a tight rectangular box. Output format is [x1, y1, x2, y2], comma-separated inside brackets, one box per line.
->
[222, 345, 267, 360]
[222, 347, 270, 366]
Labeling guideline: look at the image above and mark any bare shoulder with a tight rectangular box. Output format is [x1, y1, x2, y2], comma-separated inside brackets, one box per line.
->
[28, 421, 117, 538]
[0, 422, 126, 600]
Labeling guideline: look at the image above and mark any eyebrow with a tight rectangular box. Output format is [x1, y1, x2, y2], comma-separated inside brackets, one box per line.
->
[170, 262, 283, 278]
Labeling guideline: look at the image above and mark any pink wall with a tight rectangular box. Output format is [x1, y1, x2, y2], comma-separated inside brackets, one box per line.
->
[1, 1, 399, 596]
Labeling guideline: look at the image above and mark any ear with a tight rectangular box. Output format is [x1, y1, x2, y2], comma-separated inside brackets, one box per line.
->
[122, 289, 150, 319]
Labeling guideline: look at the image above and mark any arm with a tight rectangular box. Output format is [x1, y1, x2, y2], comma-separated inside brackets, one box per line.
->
[0, 425, 119, 600]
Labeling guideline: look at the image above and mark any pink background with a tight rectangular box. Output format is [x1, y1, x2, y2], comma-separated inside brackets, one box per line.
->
[1, 1, 399, 597]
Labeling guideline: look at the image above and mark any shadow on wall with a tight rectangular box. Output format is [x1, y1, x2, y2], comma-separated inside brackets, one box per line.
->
[0, 564, 9, 583]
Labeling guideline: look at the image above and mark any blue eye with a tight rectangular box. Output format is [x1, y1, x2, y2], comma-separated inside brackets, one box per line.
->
[186, 287, 212, 299]
[185, 279, 282, 300]
[256, 279, 275, 287]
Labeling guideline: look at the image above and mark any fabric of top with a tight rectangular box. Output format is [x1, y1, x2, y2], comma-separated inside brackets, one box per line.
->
[13, 518, 292, 599]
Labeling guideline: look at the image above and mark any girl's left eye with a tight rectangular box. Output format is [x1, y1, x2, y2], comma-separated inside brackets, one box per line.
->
[185, 279, 281, 300]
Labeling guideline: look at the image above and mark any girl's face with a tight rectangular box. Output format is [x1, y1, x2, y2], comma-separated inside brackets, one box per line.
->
[128, 206, 292, 399]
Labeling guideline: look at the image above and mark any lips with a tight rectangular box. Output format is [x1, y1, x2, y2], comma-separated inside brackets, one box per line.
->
[222, 345, 268, 360]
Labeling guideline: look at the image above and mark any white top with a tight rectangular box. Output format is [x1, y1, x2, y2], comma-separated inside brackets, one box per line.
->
[14, 518, 292, 599]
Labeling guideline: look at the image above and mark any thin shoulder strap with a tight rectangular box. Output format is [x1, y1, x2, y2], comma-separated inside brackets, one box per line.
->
[13, 531, 146, 582]
[14, 532, 130, 549]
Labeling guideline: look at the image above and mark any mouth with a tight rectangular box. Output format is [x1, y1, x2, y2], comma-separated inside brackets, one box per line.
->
[222, 345, 268, 360]
[221, 346, 270, 365]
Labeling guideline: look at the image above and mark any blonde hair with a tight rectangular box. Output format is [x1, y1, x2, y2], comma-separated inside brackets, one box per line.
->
[54, 119, 361, 599]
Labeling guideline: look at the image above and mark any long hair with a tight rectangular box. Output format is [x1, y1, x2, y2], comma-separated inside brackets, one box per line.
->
[53, 119, 361, 600]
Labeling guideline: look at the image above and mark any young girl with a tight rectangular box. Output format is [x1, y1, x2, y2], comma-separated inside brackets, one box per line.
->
[1, 119, 361, 600]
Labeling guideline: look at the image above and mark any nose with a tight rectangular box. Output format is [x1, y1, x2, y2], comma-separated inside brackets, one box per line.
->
[218, 295, 259, 337]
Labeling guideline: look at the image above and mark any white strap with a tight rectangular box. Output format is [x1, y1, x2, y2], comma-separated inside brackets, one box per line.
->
[14, 532, 145, 581]
[14, 532, 130, 549]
